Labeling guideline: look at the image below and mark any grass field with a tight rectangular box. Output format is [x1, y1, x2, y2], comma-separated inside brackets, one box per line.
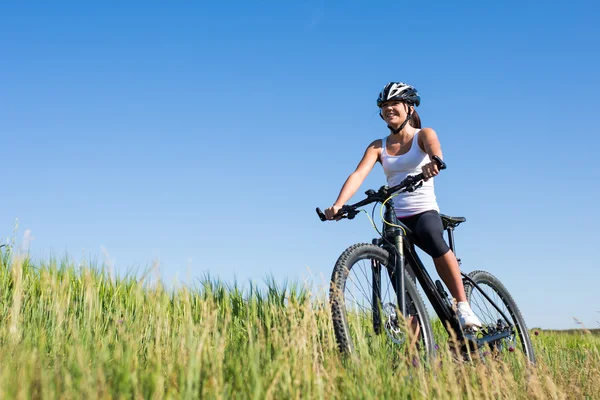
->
[0, 248, 598, 399]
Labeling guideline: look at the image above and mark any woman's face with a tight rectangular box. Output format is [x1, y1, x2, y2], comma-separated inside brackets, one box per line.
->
[380, 100, 410, 126]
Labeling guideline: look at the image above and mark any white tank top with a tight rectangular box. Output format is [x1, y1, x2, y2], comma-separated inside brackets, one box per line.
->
[380, 131, 440, 218]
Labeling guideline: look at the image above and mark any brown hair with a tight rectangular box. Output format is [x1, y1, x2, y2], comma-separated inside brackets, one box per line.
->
[409, 108, 421, 129]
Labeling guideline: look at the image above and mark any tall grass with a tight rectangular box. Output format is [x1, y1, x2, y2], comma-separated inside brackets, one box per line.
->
[0, 248, 598, 399]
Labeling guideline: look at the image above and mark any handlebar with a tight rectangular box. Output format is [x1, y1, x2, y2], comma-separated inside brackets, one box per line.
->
[316, 156, 446, 221]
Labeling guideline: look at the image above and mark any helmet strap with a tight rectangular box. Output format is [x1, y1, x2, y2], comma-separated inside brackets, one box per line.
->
[388, 111, 412, 135]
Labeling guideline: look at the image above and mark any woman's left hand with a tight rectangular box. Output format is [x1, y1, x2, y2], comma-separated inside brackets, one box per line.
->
[421, 160, 440, 181]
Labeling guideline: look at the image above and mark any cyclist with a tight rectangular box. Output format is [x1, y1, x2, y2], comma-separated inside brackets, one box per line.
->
[323, 82, 482, 329]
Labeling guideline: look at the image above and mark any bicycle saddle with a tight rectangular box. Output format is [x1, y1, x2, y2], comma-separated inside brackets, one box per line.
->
[440, 214, 466, 229]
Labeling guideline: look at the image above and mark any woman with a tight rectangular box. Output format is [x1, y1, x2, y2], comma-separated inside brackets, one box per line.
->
[323, 82, 482, 329]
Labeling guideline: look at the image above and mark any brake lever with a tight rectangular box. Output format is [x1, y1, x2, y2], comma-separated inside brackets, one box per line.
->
[405, 180, 423, 193]
[347, 210, 360, 220]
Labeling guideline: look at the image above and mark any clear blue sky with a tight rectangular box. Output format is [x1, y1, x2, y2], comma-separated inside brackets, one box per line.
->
[1, 1, 599, 329]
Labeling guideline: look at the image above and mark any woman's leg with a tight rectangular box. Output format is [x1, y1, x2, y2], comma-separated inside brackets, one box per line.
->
[433, 249, 466, 302]
[408, 211, 466, 302]
[409, 211, 481, 327]
[399, 211, 481, 330]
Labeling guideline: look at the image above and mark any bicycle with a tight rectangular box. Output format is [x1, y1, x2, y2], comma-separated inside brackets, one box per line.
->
[316, 156, 535, 364]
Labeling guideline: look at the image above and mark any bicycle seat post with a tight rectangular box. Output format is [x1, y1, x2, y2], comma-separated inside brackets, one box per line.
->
[447, 227, 455, 254]
[446, 227, 460, 265]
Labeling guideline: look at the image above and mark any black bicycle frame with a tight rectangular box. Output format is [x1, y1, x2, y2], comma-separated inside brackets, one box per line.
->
[316, 166, 517, 348]
[376, 200, 517, 346]
[379, 201, 463, 337]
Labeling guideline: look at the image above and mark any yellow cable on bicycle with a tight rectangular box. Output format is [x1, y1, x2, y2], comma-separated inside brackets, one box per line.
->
[354, 195, 407, 237]
[380, 194, 407, 235]
[360, 209, 378, 232]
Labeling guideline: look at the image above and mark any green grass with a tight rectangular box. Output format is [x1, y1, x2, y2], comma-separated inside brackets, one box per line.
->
[0, 249, 599, 399]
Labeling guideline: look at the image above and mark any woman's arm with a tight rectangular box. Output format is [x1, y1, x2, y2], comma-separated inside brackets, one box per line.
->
[418, 128, 443, 180]
[324, 140, 381, 220]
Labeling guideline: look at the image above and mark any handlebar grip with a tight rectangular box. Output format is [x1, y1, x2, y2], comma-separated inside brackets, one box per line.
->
[316, 207, 327, 221]
[432, 155, 446, 170]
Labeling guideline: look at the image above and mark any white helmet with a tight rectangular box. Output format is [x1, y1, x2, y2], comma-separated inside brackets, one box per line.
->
[377, 82, 421, 108]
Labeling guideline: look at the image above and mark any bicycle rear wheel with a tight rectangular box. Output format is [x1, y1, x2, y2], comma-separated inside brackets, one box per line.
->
[330, 243, 435, 357]
[463, 270, 535, 364]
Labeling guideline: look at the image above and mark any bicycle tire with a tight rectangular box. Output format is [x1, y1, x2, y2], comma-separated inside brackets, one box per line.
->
[464, 270, 535, 364]
[329, 243, 435, 357]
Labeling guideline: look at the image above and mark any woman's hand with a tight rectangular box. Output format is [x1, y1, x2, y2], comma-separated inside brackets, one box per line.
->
[421, 159, 440, 181]
[324, 204, 343, 220]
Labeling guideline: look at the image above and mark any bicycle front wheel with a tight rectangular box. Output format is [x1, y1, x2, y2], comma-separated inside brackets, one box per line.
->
[464, 270, 535, 364]
[329, 243, 435, 357]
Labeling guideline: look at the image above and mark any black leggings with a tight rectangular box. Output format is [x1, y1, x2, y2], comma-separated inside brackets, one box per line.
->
[398, 210, 450, 258]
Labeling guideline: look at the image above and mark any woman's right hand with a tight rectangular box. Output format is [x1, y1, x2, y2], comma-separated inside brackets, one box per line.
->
[324, 204, 343, 220]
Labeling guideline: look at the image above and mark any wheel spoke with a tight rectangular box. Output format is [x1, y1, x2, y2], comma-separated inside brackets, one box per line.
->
[465, 272, 535, 364]
[346, 274, 372, 311]
[330, 244, 435, 358]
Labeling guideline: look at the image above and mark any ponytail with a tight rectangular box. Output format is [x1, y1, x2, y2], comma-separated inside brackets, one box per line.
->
[409, 108, 421, 129]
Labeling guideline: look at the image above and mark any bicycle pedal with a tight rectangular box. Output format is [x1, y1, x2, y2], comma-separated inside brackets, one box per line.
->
[463, 326, 479, 334]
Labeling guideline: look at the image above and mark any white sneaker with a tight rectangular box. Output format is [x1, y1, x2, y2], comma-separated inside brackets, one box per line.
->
[457, 301, 483, 330]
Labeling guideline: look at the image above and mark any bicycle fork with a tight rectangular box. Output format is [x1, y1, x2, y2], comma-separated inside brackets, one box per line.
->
[394, 231, 407, 317]
[370, 232, 407, 337]
[372, 258, 382, 334]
